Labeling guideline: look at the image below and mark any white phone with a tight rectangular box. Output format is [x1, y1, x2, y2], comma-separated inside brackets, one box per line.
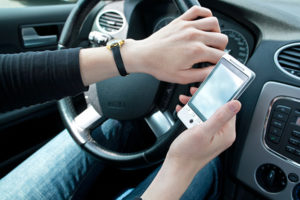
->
[178, 54, 256, 128]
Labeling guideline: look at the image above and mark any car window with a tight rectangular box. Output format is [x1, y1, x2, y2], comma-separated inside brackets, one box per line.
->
[0, 0, 77, 8]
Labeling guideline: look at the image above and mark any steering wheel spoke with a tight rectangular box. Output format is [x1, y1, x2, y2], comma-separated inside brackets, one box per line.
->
[74, 105, 103, 130]
[144, 109, 175, 138]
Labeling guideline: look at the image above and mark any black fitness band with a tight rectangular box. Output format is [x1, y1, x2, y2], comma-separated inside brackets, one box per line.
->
[111, 45, 128, 76]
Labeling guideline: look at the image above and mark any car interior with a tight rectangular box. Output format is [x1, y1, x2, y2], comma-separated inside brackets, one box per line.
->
[1, 0, 300, 199]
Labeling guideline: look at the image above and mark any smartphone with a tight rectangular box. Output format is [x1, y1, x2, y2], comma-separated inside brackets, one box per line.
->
[178, 54, 256, 128]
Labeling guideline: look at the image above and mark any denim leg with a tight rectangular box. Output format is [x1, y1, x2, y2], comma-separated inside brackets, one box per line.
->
[181, 157, 221, 200]
[0, 129, 99, 200]
[122, 157, 221, 200]
[0, 119, 136, 200]
[91, 120, 138, 152]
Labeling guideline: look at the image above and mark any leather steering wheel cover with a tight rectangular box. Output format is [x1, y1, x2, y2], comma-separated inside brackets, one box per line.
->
[59, 0, 100, 47]
[58, 0, 186, 168]
[58, 96, 185, 168]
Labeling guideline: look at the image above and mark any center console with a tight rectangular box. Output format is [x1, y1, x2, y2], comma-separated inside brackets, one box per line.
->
[236, 82, 300, 200]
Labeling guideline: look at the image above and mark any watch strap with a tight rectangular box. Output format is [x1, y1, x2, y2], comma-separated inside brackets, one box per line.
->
[111, 45, 128, 76]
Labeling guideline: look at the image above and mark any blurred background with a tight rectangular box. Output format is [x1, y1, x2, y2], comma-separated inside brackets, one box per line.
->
[0, 0, 77, 7]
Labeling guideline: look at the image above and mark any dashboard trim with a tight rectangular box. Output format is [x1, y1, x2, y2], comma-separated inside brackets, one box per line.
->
[274, 42, 300, 81]
[91, 1, 128, 40]
[262, 96, 300, 167]
[236, 81, 300, 200]
[95, 9, 126, 35]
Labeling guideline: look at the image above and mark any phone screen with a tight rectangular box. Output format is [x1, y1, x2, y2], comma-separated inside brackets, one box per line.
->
[189, 59, 248, 121]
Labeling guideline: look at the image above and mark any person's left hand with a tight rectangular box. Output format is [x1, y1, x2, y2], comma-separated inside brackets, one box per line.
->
[122, 6, 228, 84]
[175, 87, 198, 112]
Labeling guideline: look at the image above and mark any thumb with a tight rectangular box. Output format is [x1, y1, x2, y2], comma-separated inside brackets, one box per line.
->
[201, 100, 241, 136]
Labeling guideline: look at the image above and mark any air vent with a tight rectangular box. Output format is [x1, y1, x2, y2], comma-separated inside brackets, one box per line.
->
[275, 43, 300, 79]
[97, 10, 124, 33]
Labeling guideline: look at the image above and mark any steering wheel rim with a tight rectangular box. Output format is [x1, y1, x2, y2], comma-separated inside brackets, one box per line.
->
[57, 0, 187, 169]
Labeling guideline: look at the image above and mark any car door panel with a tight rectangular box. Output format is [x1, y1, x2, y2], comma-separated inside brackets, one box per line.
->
[0, 5, 74, 53]
[0, 4, 74, 178]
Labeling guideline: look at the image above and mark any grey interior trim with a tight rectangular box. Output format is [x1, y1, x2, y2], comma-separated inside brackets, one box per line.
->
[58, 98, 90, 144]
[263, 96, 300, 167]
[21, 27, 57, 48]
[91, 1, 128, 39]
[85, 84, 103, 115]
[220, 0, 300, 40]
[236, 81, 300, 200]
[0, 5, 73, 53]
[145, 110, 174, 138]
[274, 42, 300, 81]
[95, 9, 126, 34]
[57, 44, 65, 49]
[74, 105, 102, 130]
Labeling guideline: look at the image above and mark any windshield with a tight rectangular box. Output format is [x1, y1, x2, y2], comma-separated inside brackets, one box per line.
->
[0, 0, 77, 8]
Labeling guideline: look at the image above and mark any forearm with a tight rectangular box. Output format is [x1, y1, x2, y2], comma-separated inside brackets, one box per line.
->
[0, 48, 86, 112]
[79, 39, 144, 86]
[0, 6, 227, 112]
[0, 39, 143, 112]
[141, 156, 205, 200]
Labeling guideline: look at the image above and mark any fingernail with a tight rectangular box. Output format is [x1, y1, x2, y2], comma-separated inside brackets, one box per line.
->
[228, 101, 239, 113]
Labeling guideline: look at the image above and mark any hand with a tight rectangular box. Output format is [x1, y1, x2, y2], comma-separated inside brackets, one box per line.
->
[123, 6, 228, 84]
[168, 99, 241, 170]
[176, 86, 198, 112]
[141, 98, 241, 200]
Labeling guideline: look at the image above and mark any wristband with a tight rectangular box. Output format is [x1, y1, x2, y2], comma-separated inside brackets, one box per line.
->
[106, 39, 128, 76]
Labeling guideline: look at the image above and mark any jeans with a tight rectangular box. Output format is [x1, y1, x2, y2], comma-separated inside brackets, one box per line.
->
[122, 158, 220, 200]
[0, 120, 220, 200]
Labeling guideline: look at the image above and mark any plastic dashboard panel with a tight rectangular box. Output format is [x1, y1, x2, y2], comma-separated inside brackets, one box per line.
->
[0, 5, 74, 126]
[231, 39, 300, 199]
[236, 82, 300, 200]
[204, 1, 300, 198]
[0, 5, 74, 53]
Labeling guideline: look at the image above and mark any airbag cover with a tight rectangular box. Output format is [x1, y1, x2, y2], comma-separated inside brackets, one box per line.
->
[96, 73, 160, 120]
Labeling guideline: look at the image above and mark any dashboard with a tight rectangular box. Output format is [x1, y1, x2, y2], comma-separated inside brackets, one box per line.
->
[151, 8, 255, 64]
[140, 2, 255, 64]
[87, 0, 300, 199]
[89, 1, 255, 64]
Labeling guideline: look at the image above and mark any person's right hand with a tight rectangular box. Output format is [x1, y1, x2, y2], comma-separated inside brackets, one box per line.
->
[170, 86, 240, 169]
[141, 99, 241, 200]
[168, 99, 241, 170]
[123, 6, 228, 84]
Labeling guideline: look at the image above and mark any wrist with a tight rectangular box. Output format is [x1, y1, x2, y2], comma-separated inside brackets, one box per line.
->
[121, 39, 149, 75]
[164, 154, 203, 178]
[141, 156, 203, 200]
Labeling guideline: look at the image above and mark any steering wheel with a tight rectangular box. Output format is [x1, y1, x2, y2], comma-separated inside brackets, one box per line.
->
[57, 0, 187, 169]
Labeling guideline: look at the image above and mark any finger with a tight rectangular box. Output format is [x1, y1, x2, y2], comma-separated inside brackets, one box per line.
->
[198, 47, 226, 64]
[179, 95, 191, 105]
[200, 32, 228, 50]
[201, 100, 241, 136]
[179, 66, 213, 84]
[180, 6, 212, 21]
[176, 105, 182, 112]
[190, 87, 198, 95]
[190, 17, 221, 32]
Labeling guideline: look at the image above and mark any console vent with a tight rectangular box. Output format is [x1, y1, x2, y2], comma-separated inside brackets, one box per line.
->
[275, 43, 300, 78]
[98, 10, 124, 33]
